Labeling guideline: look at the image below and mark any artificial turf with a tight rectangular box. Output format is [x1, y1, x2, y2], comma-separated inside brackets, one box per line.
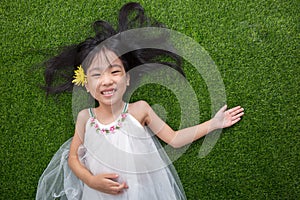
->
[1, 0, 299, 199]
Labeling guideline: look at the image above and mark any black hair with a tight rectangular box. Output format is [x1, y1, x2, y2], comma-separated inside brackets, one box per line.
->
[43, 2, 185, 95]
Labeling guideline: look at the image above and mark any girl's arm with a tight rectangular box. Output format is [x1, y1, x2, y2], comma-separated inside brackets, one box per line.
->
[68, 110, 128, 194]
[140, 101, 244, 148]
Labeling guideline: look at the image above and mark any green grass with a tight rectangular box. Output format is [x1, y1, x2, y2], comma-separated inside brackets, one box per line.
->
[1, 0, 299, 199]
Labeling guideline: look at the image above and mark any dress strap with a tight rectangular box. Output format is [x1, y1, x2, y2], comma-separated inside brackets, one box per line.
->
[123, 102, 128, 113]
[88, 108, 95, 118]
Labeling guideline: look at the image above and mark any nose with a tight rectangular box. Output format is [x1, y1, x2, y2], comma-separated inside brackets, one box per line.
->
[99, 73, 113, 86]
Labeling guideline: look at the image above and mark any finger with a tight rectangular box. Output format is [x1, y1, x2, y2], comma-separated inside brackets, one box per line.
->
[220, 104, 228, 112]
[108, 180, 121, 187]
[113, 182, 126, 189]
[110, 183, 128, 195]
[236, 111, 244, 118]
[228, 106, 241, 113]
[104, 173, 119, 179]
[112, 189, 124, 195]
[121, 182, 129, 189]
[100, 174, 120, 187]
[118, 182, 129, 190]
[231, 112, 244, 121]
[110, 189, 123, 195]
[229, 106, 243, 115]
[124, 182, 129, 189]
[231, 117, 241, 125]
[233, 109, 244, 118]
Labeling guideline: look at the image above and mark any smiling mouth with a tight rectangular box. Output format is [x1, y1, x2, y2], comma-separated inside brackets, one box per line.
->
[101, 89, 116, 96]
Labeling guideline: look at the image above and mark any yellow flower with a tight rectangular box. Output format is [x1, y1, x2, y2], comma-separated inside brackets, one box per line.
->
[72, 65, 87, 86]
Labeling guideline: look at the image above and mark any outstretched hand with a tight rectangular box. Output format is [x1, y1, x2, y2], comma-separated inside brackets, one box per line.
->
[88, 173, 129, 195]
[212, 105, 244, 129]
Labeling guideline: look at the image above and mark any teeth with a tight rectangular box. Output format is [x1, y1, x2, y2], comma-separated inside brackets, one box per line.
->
[102, 89, 115, 95]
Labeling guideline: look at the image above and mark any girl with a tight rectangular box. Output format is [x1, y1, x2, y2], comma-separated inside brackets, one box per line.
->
[36, 2, 244, 200]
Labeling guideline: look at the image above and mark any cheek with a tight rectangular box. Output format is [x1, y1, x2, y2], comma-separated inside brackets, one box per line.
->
[86, 78, 99, 91]
[118, 76, 128, 87]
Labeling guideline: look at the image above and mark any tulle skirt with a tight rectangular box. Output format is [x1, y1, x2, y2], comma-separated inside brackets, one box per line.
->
[36, 138, 83, 200]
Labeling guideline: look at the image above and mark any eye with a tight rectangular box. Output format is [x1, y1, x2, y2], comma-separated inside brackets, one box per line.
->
[112, 70, 121, 74]
[92, 73, 101, 77]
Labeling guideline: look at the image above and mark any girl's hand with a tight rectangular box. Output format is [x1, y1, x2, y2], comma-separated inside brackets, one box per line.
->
[212, 105, 244, 129]
[88, 173, 129, 195]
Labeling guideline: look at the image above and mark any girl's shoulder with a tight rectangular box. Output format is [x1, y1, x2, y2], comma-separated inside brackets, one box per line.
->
[128, 100, 150, 112]
[128, 100, 151, 126]
[76, 108, 91, 126]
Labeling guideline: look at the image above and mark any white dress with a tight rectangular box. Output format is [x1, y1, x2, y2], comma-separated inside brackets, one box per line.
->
[36, 103, 186, 200]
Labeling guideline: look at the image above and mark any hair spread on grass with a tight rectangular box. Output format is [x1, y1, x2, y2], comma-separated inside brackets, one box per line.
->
[43, 2, 184, 95]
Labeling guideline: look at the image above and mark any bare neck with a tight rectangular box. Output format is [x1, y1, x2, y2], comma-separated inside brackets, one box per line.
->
[95, 100, 125, 119]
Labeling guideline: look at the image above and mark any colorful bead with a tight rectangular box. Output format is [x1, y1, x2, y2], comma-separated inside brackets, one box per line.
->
[90, 113, 127, 134]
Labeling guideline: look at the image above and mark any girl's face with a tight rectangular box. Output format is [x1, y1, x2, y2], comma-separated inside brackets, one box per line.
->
[85, 49, 129, 106]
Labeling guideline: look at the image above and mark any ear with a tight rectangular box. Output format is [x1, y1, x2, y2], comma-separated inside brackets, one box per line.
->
[126, 73, 130, 86]
[85, 81, 90, 93]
